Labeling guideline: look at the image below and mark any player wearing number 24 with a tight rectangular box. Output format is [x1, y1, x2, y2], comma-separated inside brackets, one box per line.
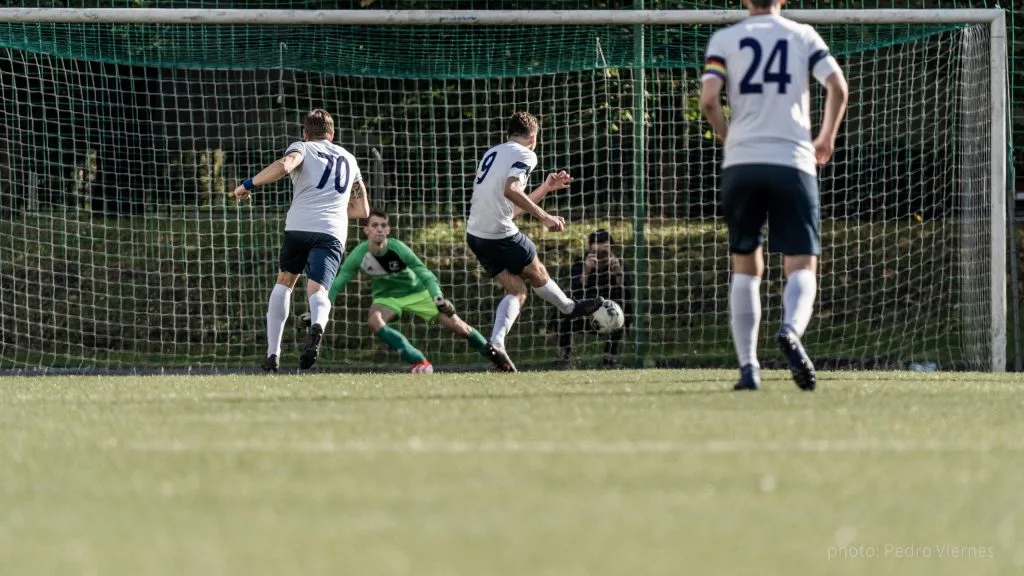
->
[232, 109, 371, 373]
[700, 0, 848, 391]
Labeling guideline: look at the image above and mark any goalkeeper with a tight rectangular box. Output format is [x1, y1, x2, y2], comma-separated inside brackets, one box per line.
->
[325, 210, 515, 373]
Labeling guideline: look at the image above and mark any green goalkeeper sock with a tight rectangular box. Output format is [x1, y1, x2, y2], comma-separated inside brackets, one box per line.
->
[375, 326, 426, 364]
[466, 328, 490, 357]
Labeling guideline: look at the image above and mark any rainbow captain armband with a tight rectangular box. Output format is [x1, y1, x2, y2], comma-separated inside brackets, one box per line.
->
[242, 178, 255, 191]
[702, 56, 727, 81]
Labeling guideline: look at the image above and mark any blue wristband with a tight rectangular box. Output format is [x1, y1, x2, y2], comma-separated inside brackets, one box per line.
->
[242, 178, 255, 191]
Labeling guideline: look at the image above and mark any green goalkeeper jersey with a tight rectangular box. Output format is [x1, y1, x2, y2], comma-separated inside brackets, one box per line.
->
[329, 238, 442, 301]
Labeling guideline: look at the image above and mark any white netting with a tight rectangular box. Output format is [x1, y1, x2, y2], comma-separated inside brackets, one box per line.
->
[0, 18, 999, 372]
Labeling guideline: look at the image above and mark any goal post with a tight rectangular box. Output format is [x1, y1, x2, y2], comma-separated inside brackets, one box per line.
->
[989, 9, 1008, 373]
[0, 8, 1009, 373]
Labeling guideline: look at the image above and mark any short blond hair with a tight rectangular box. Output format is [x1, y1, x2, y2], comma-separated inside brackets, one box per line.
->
[304, 109, 334, 140]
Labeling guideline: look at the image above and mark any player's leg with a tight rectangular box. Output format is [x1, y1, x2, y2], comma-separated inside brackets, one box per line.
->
[264, 232, 307, 372]
[520, 256, 572, 313]
[298, 234, 344, 370]
[465, 231, 530, 360]
[782, 255, 818, 337]
[768, 167, 820, 391]
[369, 301, 431, 372]
[264, 270, 301, 372]
[490, 271, 528, 362]
[436, 311, 470, 337]
[721, 166, 769, 390]
[400, 291, 474, 372]
[466, 232, 524, 357]
[730, 250, 765, 390]
[434, 310, 513, 371]
[447, 316, 515, 372]
[519, 245, 604, 320]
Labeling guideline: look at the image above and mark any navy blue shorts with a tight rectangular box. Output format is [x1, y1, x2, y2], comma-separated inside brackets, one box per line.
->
[720, 164, 820, 256]
[278, 231, 344, 287]
[466, 232, 538, 278]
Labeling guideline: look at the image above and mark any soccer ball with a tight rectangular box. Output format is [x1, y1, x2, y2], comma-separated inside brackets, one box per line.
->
[590, 300, 625, 334]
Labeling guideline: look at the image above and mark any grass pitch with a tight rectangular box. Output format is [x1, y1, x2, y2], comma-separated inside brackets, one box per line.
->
[2, 370, 1023, 575]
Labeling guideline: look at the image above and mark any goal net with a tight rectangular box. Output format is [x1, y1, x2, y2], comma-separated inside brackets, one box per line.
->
[0, 9, 1007, 373]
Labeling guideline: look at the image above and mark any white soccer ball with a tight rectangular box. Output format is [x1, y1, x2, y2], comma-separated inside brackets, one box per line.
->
[590, 300, 625, 334]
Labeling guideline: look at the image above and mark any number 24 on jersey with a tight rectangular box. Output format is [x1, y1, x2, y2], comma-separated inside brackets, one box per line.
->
[739, 38, 792, 94]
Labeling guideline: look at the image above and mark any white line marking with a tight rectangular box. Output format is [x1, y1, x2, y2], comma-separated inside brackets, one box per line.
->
[173, 413, 361, 424]
[121, 439, 1024, 455]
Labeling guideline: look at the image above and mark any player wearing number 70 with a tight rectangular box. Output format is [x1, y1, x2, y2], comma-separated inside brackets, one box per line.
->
[700, 0, 848, 391]
[232, 109, 371, 373]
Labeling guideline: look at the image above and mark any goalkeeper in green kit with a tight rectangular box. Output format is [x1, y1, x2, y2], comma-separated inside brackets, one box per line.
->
[323, 210, 516, 373]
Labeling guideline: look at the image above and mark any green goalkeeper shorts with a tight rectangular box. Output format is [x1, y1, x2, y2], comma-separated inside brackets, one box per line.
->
[374, 290, 440, 323]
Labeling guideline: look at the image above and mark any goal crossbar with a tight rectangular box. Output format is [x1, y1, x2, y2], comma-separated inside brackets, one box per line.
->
[0, 8, 1006, 26]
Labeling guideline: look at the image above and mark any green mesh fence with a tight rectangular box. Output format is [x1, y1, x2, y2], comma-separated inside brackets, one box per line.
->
[0, 4, 1012, 372]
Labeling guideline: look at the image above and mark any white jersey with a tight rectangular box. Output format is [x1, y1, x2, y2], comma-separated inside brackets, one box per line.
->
[282, 139, 362, 244]
[466, 141, 537, 240]
[702, 14, 841, 175]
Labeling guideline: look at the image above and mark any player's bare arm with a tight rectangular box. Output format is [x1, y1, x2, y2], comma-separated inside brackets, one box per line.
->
[347, 179, 370, 219]
[504, 177, 564, 231]
[699, 76, 729, 143]
[512, 171, 574, 217]
[232, 151, 303, 202]
[813, 71, 850, 166]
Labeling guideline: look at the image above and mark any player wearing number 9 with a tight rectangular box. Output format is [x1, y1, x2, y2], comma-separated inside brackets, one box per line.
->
[465, 112, 607, 371]
[231, 109, 371, 373]
[700, 0, 848, 391]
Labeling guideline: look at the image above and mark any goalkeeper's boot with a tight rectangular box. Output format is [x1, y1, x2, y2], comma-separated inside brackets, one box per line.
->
[566, 296, 605, 320]
[299, 324, 324, 370]
[410, 360, 434, 374]
[486, 344, 517, 373]
[776, 327, 817, 391]
[733, 364, 761, 391]
[262, 354, 280, 373]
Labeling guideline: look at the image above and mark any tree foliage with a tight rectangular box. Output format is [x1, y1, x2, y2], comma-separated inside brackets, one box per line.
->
[0, 0, 1018, 215]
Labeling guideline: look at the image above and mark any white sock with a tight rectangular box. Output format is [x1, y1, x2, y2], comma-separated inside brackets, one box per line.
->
[783, 269, 817, 337]
[490, 294, 522, 350]
[266, 284, 292, 357]
[308, 290, 331, 331]
[729, 274, 761, 369]
[532, 279, 574, 314]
